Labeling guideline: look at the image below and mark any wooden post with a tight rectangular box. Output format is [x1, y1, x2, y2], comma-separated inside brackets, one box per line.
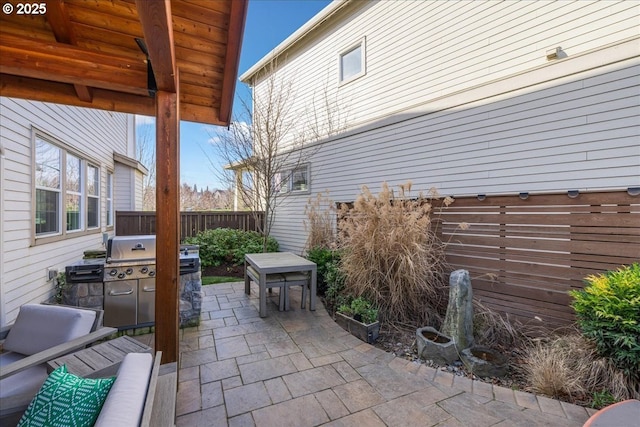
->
[155, 72, 180, 364]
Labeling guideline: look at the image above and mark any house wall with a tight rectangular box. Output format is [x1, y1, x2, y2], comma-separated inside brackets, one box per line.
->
[248, 0, 640, 148]
[266, 49, 640, 254]
[0, 98, 135, 326]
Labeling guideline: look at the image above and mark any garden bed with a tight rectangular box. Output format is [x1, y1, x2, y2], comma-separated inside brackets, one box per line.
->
[202, 263, 244, 278]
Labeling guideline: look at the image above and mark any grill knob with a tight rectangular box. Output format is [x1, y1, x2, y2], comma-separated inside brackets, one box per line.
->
[140, 267, 149, 274]
[109, 269, 117, 276]
[149, 270, 156, 277]
[117, 272, 126, 279]
[125, 268, 133, 275]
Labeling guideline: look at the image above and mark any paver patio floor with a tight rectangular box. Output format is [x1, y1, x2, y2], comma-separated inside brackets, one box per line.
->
[137, 281, 595, 426]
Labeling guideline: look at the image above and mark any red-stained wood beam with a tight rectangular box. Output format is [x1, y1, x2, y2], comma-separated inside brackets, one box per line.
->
[45, 0, 92, 102]
[135, 0, 176, 93]
[0, 33, 149, 96]
[0, 73, 155, 116]
[154, 69, 180, 365]
[219, 0, 248, 125]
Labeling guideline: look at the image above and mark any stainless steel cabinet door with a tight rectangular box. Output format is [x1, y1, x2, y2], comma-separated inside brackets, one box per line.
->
[138, 278, 156, 324]
[104, 280, 137, 327]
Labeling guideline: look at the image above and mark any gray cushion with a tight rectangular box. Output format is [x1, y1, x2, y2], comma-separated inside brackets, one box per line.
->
[3, 304, 96, 355]
[93, 352, 153, 427]
[0, 352, 48, 399]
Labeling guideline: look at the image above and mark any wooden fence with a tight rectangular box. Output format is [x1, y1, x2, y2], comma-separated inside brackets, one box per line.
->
[115, 211, 263, 240]
[435, 190, 639, 328]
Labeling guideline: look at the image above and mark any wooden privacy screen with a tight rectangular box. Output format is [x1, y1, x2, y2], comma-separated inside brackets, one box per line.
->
[115, 211, 263, 240]
[436, 190, 639, 328]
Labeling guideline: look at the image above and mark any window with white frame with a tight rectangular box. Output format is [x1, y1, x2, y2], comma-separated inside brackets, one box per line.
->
[106, 172, 114, 227]
[34, 133, 101, 238]
[339, 37, 366, 83]
[87, 164, 99, 228]
[35, 137, 61, 235]
[278, 165, 309, 194]
[65, 153, 82, 231]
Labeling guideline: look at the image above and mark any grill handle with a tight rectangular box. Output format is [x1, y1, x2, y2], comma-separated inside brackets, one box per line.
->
[108, 289, 134, 296]
[142, 286, 155, 292]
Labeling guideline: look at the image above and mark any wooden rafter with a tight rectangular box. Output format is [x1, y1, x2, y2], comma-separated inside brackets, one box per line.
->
[45, 0, 92, 102]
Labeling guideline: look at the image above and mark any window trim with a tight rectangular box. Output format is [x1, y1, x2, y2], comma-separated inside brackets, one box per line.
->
[106, 171, 114, 229]
[338, 37, 366, 85]
[31, 129, 102, 245]
[277, 164, 310, 195]
[86, 163, 100, 229]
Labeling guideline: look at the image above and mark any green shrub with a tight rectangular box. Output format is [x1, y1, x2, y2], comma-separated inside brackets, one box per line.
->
[184, 228, 278, 267]
[324, 259, 347, 313]
[306, 247, 340, 296]
[570, 263, 640, 379]
[338, 297, 379, 325]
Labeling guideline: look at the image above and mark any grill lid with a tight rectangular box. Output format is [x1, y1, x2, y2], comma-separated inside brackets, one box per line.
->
[106, 235, 156, 263]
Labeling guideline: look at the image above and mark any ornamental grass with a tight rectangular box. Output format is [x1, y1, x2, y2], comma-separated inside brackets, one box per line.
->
[337, 182, 451, 326]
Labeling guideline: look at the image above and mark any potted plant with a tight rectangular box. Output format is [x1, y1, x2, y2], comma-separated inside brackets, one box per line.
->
[335, 297, 380, 344]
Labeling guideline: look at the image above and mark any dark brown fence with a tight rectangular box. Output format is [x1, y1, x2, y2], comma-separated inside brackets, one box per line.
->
[115, 211, 263, 240]
[436, 190, 639, 328]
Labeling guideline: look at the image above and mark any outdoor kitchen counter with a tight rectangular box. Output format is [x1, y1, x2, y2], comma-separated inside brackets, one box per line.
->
[244, 252, 317, 317]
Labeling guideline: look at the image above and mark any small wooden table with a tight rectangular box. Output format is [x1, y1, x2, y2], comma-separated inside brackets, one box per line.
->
[245, 252, 317, 317]
[46, 335, 152, 378]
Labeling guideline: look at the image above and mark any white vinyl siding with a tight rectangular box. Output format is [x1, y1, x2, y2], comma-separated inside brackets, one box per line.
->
[248, 1, 639, 148]
[269, 59, 640, 254]
[0, 98, 133, 326]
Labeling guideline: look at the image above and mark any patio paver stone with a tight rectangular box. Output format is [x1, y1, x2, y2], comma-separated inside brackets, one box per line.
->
[160, 281, 589, 427]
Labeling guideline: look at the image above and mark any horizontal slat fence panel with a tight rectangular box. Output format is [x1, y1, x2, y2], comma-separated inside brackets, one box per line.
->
[116, 211, 263, 241]
[437, 190, 639, 328]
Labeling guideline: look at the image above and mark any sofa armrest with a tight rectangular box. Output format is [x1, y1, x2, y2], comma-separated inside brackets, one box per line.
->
[0, 327, 116, 380]
[140, 353, 177, 427]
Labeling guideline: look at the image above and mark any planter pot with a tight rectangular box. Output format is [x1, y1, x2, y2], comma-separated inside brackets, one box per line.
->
[416, 326, 458, 365]
[460, 346, 508, 378]
[335, 312, 380, 344]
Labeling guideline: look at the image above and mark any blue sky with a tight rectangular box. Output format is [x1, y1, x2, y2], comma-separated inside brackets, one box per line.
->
[136, 0, 332, 191]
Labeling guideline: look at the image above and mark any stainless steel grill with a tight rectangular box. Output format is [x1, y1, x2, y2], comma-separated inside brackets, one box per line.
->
[65, 236, 201, 330]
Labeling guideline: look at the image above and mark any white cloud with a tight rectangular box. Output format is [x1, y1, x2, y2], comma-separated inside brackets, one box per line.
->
[206, 121, 251, 146]
[135, 114, 155, 125]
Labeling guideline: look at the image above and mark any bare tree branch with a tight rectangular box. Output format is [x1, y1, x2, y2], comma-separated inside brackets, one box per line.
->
[206, 60, 349, 250]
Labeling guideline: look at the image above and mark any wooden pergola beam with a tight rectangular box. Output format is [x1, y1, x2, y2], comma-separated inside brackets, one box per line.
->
[219, 0, 249, 123]
[0, 34, 148, 96]
[154, 69, 180, 364]
[0, 74, 155, 116]
[135, 0, 176, 93]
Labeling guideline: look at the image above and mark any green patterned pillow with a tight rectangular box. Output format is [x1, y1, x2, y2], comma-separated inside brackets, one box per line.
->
[18, 365, 115, 427]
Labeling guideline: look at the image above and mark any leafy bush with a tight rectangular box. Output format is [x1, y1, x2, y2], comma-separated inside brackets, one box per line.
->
[570, 263, 640, 379]
[337, 182, 450, 325]
[306, 247, 340, 296]
[184, 228, 278, 267]
[338, 297, 379, 325]
[324, 259, 347, 313]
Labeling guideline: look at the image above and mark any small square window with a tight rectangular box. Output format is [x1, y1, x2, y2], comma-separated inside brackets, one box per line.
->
[277, 165, 310, 194]
[339, 38, 366, 83]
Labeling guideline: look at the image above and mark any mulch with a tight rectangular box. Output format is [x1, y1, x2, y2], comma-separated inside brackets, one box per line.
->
[202, 263, 244, 278]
